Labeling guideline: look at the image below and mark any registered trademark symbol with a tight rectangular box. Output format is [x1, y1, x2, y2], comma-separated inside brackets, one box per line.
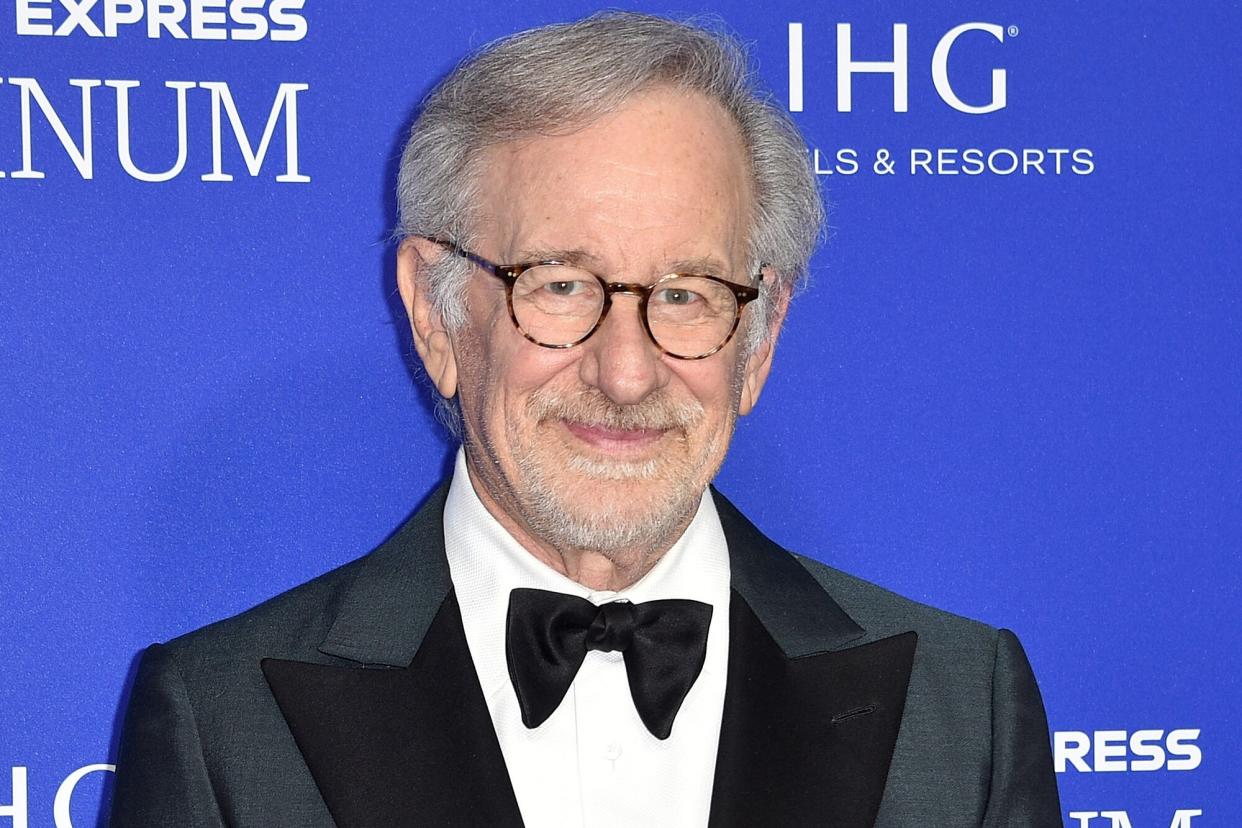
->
[1008, 25, 1019, 37]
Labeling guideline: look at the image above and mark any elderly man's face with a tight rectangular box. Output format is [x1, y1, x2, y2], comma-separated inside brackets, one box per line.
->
[406, 86, 782, 568]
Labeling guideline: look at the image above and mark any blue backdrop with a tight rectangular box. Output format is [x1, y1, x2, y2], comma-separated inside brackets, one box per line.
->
[2, 1, 1238, 825]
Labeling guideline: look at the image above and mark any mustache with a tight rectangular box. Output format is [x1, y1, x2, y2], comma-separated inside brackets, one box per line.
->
[526, 387, 703, 431]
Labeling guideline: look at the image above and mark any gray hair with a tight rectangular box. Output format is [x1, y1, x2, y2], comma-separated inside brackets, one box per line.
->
[396, 12, 824, 428]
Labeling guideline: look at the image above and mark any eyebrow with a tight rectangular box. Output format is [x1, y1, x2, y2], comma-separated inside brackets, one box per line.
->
[512, 247, 731, 277]
[514, 247, 601, 266]
[666, 256, 731, 277]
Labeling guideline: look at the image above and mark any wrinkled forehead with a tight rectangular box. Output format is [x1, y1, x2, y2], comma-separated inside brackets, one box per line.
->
[471, 87, 754, 273]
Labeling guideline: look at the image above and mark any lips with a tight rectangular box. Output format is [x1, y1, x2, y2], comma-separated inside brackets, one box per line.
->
[562, 420, 668, 451]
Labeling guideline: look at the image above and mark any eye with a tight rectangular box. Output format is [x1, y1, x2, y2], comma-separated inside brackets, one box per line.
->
[654, 287, 703, 306]
[544, 280, 588, 296]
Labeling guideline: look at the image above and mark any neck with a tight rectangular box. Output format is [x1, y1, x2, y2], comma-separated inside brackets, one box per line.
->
[463, 456, 693, 592]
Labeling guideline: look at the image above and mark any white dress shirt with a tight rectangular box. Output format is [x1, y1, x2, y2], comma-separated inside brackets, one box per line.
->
[442, 448, 731, 828]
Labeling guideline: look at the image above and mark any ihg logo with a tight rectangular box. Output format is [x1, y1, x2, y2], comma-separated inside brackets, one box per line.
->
[787, 22, 1011, 115]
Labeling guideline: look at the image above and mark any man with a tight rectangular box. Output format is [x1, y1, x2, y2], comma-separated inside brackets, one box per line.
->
[111, 12, 1061, 828]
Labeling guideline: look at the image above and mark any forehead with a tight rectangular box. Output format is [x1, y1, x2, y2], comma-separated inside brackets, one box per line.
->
[473, 86, 753, 269]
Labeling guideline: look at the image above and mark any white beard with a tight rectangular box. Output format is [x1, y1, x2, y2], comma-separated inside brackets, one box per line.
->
[505, 386, 720, 555]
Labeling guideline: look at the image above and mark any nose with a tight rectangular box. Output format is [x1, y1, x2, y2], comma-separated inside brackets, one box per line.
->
[577, 294, 669, 405]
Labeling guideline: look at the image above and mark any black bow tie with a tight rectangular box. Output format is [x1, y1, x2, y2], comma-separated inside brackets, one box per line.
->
[505, 587, 713, 740]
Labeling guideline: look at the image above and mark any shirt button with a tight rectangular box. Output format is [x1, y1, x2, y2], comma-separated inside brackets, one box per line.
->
[603, 742, 623, 761]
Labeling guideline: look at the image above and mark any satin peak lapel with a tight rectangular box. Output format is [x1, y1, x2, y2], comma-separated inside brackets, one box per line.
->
[261, 486, 522, 827]
[262, 591, 523, 828]
[708, 489, 918, 828]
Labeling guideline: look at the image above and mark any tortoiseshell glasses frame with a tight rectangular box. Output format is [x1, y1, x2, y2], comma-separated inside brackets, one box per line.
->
[431, 239, 764, 360]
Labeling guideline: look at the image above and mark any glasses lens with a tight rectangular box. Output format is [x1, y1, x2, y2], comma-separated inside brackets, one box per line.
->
[646, 276, 740, 358]
[511, 265, 605, 346]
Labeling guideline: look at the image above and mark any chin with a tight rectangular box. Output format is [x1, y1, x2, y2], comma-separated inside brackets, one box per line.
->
[564, 453, 662, 482]
[527, 497, 693, 556]
[517, 457, 704, 555]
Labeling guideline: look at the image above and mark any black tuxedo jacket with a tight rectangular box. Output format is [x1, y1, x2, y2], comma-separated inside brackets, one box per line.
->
[110, 486, 1061, 827]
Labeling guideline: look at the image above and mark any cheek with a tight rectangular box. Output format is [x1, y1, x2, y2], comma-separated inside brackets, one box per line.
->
[470, 340, 581, 429]
[452, 332, 512, 437]
[677, 360, 746, 417]
[454, 292, 520, 401]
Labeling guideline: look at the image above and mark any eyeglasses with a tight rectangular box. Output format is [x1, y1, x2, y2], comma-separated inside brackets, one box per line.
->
[434, 241, 763, 360]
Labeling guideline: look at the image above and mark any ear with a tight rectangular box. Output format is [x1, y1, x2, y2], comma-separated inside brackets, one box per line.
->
[396, 237, 459, 399]
[738, 272, 790, 416]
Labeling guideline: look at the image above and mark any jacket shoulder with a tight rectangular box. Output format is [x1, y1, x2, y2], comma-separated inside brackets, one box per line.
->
[792, 553, 1002, 650]
[159, 551, 373, 670]
[158, 485, 450, 672]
